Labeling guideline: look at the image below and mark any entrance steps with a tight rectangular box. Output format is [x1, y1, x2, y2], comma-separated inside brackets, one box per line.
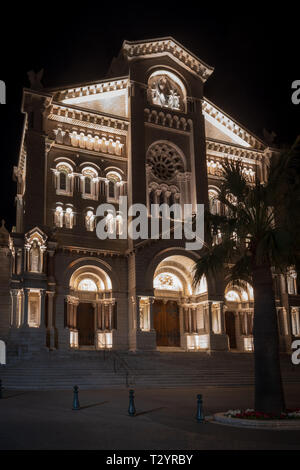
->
[1, 350, 299, 390]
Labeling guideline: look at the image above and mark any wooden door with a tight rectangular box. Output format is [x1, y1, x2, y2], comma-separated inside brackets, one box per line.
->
[77, 303, 95, 346]
[153, 300, 180, 347]
[225, 311, 237, 349]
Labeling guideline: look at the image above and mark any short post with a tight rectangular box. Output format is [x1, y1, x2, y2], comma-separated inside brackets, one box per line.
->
[196, 394, 204, 423]
[0, 379, 3, 399]
[128, 389, 136, 416]
[72, 385, 80, 410]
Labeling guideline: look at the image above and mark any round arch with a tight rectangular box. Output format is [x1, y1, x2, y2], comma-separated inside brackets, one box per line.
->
[225, 281, 254, 303]
[63, 257, 119, 292]
[144, 247, 202, 295]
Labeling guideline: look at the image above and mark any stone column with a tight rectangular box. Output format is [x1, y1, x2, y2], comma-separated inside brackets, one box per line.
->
[149, 297, 155, 330]
[23, 288, 29, 327]
[10, 290, 18, 327]
[39, 290, 46, 328]
[97, 302, 102, 330]
[207, 301, 213, 334]
[219, 301, 226, 334]
[47, 292, 56, 349]
[108, 303, 113, 330]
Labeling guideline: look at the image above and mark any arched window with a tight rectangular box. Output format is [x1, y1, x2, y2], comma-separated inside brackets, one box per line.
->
[116, 214, 123, 236]
[148, 70, 186, 112]
[59, 171, 67, 191]
[65, 207, 74, 229]
[84, 177, 91, 195]
[287, 268, 297, 295]
[78, 278, 98, 292]
[55, 163, 73, 195]
[85, 210, 95, 232]
[106, 171, 122, 202]
[54, 205, 64, 228]
[105, 211, 116, 235]
[153, 272, 183, 291]
[81, 167, 98, 199]
[208, 188, 221, 215]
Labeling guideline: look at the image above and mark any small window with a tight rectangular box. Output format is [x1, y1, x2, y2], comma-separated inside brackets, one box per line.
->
[59, 172, 67, 191]
[108, 180, 115, 198]
[84, 177, 91, 195]
[106, 171, 122, 201]
[81, 167, 98, 199]
[56, 163, 73, 195]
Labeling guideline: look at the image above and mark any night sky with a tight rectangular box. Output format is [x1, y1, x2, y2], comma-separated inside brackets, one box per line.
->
[0, 5, 299, 229]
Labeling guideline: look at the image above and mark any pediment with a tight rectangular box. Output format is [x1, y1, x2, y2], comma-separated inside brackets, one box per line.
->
[25, 227, 47, 245]
[203, 98, 266, 150]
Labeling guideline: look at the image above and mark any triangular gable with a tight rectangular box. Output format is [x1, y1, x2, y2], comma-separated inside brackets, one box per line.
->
[203, 98, 266, 150]
[122, 37, 214, 83]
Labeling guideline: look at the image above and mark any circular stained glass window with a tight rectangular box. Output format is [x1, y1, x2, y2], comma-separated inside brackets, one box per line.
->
[147, 143, 184, 181]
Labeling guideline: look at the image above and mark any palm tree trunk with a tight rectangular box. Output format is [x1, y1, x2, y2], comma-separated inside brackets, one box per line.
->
[252, 264, 285, 414]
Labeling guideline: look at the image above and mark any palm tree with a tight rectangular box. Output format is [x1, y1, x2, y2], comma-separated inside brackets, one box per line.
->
[193, 137, 300, 414]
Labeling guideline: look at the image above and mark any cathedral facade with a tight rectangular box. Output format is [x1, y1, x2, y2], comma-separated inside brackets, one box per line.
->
[1, 37, 299, 358]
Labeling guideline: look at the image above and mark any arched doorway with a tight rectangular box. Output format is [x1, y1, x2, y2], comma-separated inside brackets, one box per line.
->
[225, 311, 237, 349]
[224, 281, 254, 351]
[67, 266, 114, 349]
[153, 255, 207, 349]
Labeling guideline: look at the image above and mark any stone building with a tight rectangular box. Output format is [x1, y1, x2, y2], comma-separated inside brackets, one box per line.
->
[1, 37, 299, 357]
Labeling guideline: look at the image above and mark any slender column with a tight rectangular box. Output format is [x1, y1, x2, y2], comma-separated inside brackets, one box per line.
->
[207, 301, 213, 334]
[135, 296, 141, 331]
[183, 307, 188, 332]
[23, 288, 29, 326]
[179, 305, 184, 335]
[97, 303, 102, 330]
[73, 302, 78, 329]
[188, 308, 192, 333]
[47, 292, 54, 328]
[149, 297, 155, 330]
[191, 308, 197, 332]
[10, 290, 18, 327]
[220, 302, 225, 334]
[108, 303, 113, 330]
[39, 290, 46, 328]
[101, 302, 106, 330]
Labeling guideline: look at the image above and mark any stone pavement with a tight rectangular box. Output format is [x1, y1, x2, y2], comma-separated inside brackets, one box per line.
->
[0, 384, 299, 450]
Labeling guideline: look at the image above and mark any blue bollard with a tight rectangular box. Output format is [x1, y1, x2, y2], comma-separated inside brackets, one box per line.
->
[128, 389, 136, 416]
[72, 385, 80, 410]
[196, 394, 204, 423]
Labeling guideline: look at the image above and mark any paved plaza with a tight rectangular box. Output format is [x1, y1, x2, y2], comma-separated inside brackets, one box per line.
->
[0, 384, 300, 450]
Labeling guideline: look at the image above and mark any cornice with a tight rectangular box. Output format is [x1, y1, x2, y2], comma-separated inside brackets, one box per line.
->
[122, 37, 214, 83]
[52, 143, 127, 163]
[46, 103, 128, 136]
[202, 98, 266, 150]
[49, 77, 130, 101]
[206, 139, 265, 163]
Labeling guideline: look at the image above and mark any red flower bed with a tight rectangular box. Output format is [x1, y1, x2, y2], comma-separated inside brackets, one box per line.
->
[227, 408, 300, 420]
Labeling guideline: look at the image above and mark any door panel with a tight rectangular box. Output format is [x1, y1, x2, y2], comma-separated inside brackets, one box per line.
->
[77, 303, 95, 346]
[225, 311, 237, 349]
[153, 300, 180, 347]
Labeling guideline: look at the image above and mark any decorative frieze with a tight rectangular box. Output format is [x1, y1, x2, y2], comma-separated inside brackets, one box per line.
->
[55, 79, 129, 102]
[52, 126, 124, 156]
[47, 104, 128, 136]
[123, 38, 214, 82]
[144, 108, 191, 132]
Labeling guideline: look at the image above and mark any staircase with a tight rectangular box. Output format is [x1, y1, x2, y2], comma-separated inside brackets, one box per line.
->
[1, 350, 299, 390]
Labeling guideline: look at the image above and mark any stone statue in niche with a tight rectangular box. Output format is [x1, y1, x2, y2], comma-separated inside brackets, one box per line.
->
[151, 76, 180, 110]
[29, 240, 41, 272]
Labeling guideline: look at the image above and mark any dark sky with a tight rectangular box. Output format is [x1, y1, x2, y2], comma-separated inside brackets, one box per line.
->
[0, 4, 299, 229]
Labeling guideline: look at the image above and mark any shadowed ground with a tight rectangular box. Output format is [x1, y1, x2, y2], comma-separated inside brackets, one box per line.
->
[0, 384, 299, 450]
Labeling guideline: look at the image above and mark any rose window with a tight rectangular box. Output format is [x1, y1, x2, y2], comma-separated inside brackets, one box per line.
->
[147, 143, 184, 181]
